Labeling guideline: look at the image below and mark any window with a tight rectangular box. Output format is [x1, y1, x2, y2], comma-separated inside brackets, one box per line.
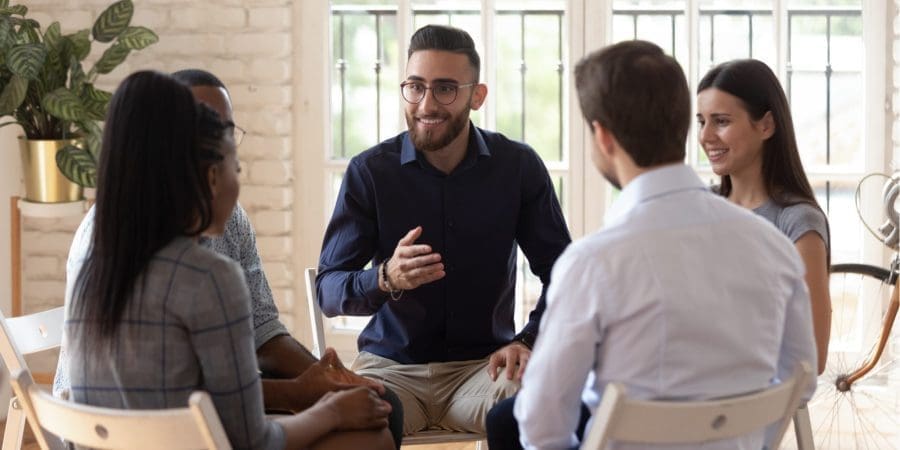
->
[302, 0, 886, 355]
[326, 0, 574, 332]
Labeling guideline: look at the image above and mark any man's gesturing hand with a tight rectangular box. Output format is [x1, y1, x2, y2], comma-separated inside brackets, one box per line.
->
[381, 226, 445, 291]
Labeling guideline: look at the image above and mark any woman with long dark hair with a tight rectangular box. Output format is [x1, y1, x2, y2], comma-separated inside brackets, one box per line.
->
[66, 70, 393, 449]
[697, 59, 831, 374]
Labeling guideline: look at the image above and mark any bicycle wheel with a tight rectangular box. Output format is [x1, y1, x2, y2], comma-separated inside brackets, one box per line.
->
[788, 263, 900, 449]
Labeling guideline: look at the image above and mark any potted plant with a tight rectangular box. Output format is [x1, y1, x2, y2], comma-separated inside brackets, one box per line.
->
[0, 0, 157, 202]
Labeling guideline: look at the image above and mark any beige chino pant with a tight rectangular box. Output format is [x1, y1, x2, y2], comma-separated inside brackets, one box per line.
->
[352, 351, 520, 435]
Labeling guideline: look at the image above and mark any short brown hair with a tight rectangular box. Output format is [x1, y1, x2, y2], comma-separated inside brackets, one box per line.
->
[408, 25, 480, 82]
[574, 40, 690, 167]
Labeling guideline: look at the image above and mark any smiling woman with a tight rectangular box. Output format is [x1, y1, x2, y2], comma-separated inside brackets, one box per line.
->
[697, 59, 832, 378]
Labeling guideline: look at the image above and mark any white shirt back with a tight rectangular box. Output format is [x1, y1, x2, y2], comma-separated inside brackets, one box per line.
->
[515, 164, 817, 450]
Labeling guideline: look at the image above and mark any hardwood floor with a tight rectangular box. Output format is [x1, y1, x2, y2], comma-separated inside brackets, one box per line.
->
[0, 417, 40, 449]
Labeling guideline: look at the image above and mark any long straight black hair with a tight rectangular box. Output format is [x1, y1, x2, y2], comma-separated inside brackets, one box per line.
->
[73, 70, 226, 348]
[699, 59, 830, 262]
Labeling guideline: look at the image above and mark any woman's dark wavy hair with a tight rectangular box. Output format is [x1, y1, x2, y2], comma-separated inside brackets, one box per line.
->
[699, 59, 830, 262]
[73, 70, 226, 348]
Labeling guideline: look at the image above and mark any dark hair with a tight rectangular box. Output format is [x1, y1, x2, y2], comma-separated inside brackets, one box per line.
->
[699, 59, 830, 263]
[574, 40, 690, 167]
[171, 68, 228, 91]
[73, 70, 227, 348]
[408, 25, 480, 82]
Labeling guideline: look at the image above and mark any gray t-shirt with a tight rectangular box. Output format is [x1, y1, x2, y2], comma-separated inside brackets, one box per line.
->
[753, 199, 830, 249]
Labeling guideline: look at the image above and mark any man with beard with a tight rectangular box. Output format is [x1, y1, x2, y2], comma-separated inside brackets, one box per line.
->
[514, 41, 817, 449]
[316, 24, 571, 434]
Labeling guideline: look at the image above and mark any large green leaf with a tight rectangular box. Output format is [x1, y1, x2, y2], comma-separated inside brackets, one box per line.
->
[44, 22, 61, 50]
[82, 83, 111, 102]
[56, 144, 96, 187]
[92, 43, 129, 75]
[116, 26, 157, 50]
[64, 30, 90, 61]
[92, 0, 132, 43]
[69, 58, 85, 92]
[0, 17, 12, 51]
[0, 73, 26, 114]
[7, 43, 46, 79]
[78, 120, 102, 159]
[41, 87, 84, 121]
[82, 98, 107, 121]
[0, 5, 26, 16]
[14, 18, 39, 44]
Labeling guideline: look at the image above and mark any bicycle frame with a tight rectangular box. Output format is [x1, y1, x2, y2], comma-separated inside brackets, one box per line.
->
[840, 258, 900, 390]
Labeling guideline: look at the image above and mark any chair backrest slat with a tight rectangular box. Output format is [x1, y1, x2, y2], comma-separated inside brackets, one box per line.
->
[304, 267, 325, 359]
[0, 307, 64, 375]
[11, 369, 232, 450]
[582, 362, 812, 449]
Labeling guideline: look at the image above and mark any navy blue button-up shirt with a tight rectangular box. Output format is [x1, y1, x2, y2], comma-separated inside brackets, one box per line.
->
[316, 125, 571, 364]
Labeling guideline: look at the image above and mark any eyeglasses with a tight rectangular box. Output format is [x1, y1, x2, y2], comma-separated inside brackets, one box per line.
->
[400, 81, 476, 106]
[228, 123, 246, 146]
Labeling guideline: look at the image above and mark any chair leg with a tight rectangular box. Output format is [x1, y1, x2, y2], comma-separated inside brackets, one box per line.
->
[3, 396, 26, 450]
[793, 405, 815, 450]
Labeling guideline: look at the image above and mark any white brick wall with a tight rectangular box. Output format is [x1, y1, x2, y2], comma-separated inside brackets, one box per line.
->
[18, 1, 298, 352]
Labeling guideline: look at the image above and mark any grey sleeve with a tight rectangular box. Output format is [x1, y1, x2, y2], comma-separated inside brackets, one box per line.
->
[779, 203, 829, 249]
[212, 205, 289, 350]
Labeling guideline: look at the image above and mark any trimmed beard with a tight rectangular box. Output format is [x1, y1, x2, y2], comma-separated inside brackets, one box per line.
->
[406, 105, 471, 152]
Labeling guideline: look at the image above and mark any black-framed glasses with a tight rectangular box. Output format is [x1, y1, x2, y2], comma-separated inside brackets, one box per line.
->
[400, 81, 476, 105]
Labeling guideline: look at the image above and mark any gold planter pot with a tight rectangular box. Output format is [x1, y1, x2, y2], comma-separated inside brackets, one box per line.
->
[19, 137, 83, 203]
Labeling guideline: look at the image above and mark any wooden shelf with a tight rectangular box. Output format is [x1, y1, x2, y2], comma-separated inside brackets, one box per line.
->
[10, 196, 86, 386]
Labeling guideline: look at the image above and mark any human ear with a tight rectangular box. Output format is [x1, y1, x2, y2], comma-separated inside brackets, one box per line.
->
[470, 83, 488, 110]
[207, 165, 219, 197]
[591, 120, 615, 157]
[759, 111, 776, 140]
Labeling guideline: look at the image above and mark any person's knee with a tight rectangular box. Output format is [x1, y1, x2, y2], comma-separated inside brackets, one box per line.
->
[381, 387, 404, 449]
[486, 396, 516, 431]
[490, 376, 520, 402]
[486, 396, 523, 450]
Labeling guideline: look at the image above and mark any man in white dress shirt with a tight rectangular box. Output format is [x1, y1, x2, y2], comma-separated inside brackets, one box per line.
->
[513, 41, 818, 450]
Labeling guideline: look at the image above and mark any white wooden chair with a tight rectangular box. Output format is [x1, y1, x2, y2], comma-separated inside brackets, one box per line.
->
[304, 268, 486, 448]
[0, 307, 64, 450]
[9, 368, 231, 450]
[792, 404, 815, 450]
[581, 362, 813, 450]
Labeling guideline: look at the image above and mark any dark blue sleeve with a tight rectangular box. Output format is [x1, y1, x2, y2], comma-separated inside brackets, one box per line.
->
[316, 158, 389, 317]
[514, 148, 572, 347]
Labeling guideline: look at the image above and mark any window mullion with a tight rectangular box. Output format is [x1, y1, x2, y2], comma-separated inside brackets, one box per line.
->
[686, 0, 700, 166]
[482, 0, 497, 131]
[398, 0, 412, 134]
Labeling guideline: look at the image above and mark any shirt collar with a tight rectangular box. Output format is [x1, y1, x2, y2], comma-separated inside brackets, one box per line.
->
[604, 164, 707, 225]
[400, 122, 491, 166]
